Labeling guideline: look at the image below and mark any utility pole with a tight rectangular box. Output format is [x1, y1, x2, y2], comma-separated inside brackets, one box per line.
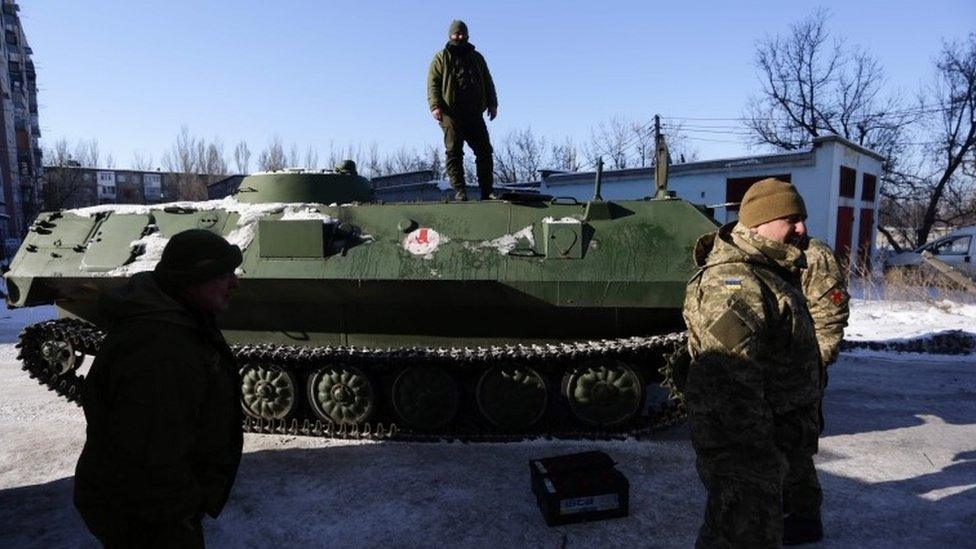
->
[653, 114, 670, 198]
[654, 114, 661, 148]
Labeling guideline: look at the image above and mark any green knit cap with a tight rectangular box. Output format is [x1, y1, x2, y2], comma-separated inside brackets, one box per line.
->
[448, 20, 468, 37]
[738, 178, 807, 228]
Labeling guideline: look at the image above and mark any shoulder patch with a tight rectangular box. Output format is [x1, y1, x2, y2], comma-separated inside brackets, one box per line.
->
[724, 278, 743, 289]
[828, 287, 848, 305]
[706, 294, 762, 352]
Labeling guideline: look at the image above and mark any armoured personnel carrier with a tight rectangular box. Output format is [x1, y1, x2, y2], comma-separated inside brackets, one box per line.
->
[7, 162, 718, 441]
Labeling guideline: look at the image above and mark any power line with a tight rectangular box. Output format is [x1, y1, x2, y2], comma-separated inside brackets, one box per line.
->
[661, 105, 949, 124]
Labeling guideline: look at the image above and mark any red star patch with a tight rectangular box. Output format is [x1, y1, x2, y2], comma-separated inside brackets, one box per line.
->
[829, 288, 847, 305]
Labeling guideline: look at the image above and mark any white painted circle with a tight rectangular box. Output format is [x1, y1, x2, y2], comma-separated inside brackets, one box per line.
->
[403, 227, 441, 256]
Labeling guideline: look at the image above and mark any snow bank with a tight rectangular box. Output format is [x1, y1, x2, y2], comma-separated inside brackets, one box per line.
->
[845, 299, 976, 342]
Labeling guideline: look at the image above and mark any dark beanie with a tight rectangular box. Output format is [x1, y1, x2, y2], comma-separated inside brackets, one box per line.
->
[448, 20, 468, 37]
[154, 229, 243, 287]
[738, 178, 807, 228]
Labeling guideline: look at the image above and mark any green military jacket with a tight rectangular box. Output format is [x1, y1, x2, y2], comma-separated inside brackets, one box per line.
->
[801, 238, 850, 367]
[427, 44, 498, 114]
[75, 272, 243, 530]
[683, 223, 821, 449]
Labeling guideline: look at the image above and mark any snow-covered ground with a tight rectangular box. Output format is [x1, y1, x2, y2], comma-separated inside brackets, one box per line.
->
[0, 298, 973, 547]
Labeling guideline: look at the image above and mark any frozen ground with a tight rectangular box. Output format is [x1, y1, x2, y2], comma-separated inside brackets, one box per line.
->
[0, 299, 973, 548]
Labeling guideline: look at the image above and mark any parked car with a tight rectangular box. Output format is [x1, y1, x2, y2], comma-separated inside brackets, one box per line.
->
[884, 225, 976, 278]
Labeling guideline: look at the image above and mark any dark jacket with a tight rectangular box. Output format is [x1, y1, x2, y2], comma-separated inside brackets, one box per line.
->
[427, 42, 498, 114]
[74, 271, 242, 534]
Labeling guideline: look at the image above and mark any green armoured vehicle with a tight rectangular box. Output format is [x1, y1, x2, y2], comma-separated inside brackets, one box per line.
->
[7, 160, 718, 440]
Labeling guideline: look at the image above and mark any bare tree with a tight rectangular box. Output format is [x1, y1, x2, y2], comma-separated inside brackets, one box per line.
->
[745, 9, 912, 158]
[549, 138, 580, 171]
[161, 126, 228, 200]
[364, 143, 383, 177]
[287, 143, 300, 168]
[84, 139, 100, 169]
[233, 141, 251, 174]
[662, 122, 700, 163]
[426, 144, 443, 179]
[201, 140, 228, 177]
[879, 34, 976, 249]
[303, 146, 319, 170]
[41, 138, 101, 209]
[131, 151, 154, 171]
[257, 137, 287, 172]
[586, 117, 631, 169]
[494, 127, 547, 183]
[325, 142, 363, 173]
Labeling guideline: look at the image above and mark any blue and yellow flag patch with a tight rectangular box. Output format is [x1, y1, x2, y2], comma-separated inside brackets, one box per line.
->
[724, 278, 743, 290]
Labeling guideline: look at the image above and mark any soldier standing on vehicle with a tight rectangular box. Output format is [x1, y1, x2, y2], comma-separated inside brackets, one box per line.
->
[683, 178, 824, 546]
[427, 19, 498, 202]
[74, 230, 244, 548]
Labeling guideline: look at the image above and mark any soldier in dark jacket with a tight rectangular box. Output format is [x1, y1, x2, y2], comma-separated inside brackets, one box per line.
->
[427, 19, 498, 201]
[74, 229, 244, 548]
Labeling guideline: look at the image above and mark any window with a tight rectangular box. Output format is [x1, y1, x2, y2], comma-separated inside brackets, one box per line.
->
[930, 235, 972, 256]
[97, 171, 116, 199]
[143, 173, 162, 200]
[117, 174, 127, 183]
[861, 173, 877, 201]
[839, 166, 856, 198]
[83, 172, 92, 181]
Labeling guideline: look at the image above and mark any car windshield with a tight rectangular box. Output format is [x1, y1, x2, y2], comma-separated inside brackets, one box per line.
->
[924, 235, 972, 255]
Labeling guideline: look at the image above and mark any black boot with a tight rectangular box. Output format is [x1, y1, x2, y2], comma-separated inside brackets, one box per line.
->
[480, 191, 498, 200]
[454, 189, 468, 202]
[783, 515, 823, 545]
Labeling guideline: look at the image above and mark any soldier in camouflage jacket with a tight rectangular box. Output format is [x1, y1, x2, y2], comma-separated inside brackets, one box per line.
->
[683, 178, 824, 547]
[800, 238, 850, 368]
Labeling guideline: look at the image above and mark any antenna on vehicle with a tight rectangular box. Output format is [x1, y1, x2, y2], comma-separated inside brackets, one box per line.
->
[592, 157, 604, 201]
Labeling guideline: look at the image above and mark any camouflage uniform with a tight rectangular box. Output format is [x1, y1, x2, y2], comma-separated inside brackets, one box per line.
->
[780, 238, 849, 526]
[800, 238, 850, 367]
[684, 223, 822, 548]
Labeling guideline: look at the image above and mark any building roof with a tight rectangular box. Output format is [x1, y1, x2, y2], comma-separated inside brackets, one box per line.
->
[207, 174, 245, 188]
[541, 134, 884, 186]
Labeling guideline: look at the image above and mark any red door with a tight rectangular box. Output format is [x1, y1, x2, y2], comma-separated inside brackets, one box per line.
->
[857, 208, 874, 270]
[835, 206, 854, 266]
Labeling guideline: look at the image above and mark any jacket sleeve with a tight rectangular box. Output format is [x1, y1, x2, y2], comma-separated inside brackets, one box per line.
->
[479, 53, 498, 109]
[427, 52, 444, 112]
[684, 269, 776, 453]
[802, 245, 850, 366]
[107, 337, 208, 522]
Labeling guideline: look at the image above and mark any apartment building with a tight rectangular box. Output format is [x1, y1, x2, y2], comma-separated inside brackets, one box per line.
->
[0, 0, 41, 260]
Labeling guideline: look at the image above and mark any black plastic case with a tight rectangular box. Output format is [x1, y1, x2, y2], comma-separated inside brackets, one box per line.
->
[529, 451, 629, 526]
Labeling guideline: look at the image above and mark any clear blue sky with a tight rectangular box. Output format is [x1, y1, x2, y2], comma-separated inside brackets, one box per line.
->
[24, 0, 976, 169]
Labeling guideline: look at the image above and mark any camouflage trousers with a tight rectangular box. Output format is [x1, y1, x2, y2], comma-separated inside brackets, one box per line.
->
[783, 446, 822, 520]
[440, 111, 493, 195]
[690, 405, 821, 548]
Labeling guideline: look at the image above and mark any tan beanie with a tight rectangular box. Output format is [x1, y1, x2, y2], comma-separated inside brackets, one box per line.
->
[738, 178, 807, 228]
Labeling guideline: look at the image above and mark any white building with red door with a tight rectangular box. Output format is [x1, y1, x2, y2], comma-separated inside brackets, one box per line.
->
[539, 135, 884, 267]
